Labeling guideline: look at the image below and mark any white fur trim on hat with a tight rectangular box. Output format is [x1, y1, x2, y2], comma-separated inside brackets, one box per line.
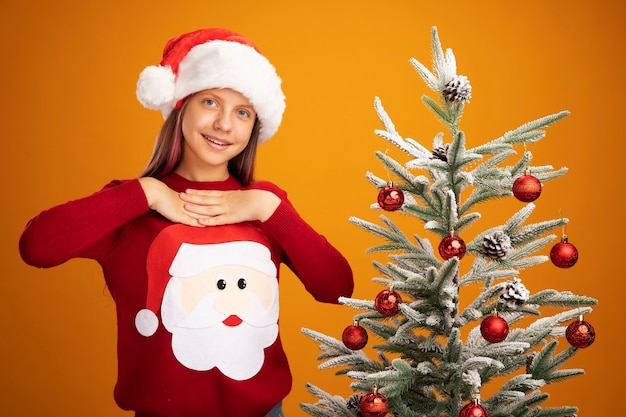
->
[169, 241, 277, 278]
[136, 34, 285, 144]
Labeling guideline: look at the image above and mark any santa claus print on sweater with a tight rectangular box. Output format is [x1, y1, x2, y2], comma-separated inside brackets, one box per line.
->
[134, 223, 279, 381]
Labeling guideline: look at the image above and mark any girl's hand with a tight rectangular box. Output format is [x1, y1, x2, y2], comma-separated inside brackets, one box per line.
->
[139, 177, 205, 227]
[179, 188, 281, 226]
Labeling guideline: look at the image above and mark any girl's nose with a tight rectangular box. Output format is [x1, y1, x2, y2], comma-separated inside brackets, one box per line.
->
[214, 111, 233, 132]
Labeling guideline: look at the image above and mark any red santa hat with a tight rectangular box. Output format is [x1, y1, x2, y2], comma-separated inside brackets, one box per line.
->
[135, 224, 277, 337]
[136, 28, 285, 144]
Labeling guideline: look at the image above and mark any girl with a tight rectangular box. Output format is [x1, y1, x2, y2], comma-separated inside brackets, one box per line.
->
[19, 28, 354, 417]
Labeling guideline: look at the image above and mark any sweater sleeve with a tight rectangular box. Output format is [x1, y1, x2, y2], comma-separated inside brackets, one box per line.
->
[19, 179, 151, 268]
[254, 182, 354, 304]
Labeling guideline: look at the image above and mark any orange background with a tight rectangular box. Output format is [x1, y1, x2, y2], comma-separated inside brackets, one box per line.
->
[2, 1, 624, 416]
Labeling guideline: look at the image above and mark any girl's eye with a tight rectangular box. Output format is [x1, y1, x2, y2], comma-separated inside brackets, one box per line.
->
[237, 109, 250, 118]
[203, 98, 216, 106]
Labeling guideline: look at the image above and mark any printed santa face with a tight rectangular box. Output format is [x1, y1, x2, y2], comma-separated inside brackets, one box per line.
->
[135, 224, 279, 381]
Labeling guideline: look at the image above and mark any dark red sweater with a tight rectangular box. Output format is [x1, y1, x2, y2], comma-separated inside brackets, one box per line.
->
[19, 173, 354, 417]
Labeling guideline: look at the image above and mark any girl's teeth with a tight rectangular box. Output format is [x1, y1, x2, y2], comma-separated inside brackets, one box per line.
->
[204, 135, 227, 146]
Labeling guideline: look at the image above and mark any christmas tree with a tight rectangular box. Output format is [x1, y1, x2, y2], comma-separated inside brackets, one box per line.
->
[301, 27, 597, 417]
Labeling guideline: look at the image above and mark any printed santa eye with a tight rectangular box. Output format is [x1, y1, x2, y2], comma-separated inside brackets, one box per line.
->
[237, 278, 247, 289]
[216, 279, 226, 290]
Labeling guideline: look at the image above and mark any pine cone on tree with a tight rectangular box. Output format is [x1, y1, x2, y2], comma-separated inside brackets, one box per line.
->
[431, 144, 450, 162]
[346, 394, 362, 414]
[482, 230, 512, 260]
[526, 352, 537, 374]
[500, 277, 530, 309]
[442, 75, 472, 103]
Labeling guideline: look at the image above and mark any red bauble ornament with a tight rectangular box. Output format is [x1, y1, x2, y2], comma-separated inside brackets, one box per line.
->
[438, 235, 466, 260]
[342, 322, 368, 350]
[459, 401, 490, 417]
[375, 289, 402, 316]
[512, 174, 542, 202]
[359, 391, 389, 417]
[550, 237, 578, 268]
[480, 314, 509, 343]
[378, 183, 404, 211]
[566, 317, 596, 348]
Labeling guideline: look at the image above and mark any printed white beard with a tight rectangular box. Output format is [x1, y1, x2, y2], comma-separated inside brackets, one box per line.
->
[160, 278, 279, 380]
[170, 321, 278, 380]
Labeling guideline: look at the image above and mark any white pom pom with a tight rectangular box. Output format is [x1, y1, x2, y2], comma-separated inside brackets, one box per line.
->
[135, 309, 159, 337]
[136, 65, 176, 111]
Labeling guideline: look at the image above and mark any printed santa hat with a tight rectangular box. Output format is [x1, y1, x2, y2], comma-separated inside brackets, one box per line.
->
[136, 28, 285, 144]
[135, 224, 277, 337]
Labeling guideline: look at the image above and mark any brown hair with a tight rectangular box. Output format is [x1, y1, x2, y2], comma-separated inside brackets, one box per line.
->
[140, 97, 260, 186]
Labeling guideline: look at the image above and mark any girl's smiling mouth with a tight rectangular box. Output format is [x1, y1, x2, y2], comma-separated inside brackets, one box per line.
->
[203, 134, 230, 147]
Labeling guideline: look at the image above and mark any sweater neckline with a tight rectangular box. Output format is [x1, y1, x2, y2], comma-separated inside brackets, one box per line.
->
[162, 172, 242, 191]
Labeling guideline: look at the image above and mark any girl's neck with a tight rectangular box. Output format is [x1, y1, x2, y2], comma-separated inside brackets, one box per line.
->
[173, 166, 230, 183]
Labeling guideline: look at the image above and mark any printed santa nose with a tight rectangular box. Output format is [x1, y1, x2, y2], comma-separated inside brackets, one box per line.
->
[214, 277, 250, 326]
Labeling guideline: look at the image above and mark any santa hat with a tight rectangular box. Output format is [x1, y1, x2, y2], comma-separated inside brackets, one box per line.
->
[136, 28, 285, 144]
[135, 224, 277, 337]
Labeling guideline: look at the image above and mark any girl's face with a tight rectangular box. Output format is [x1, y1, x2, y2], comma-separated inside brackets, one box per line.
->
[177, 88, 256, 181]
